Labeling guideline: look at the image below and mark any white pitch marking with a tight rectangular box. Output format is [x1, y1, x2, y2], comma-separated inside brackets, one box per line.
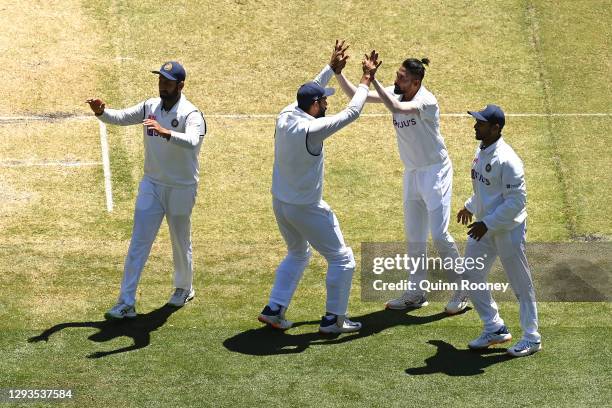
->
[0, 160, 102, 167]
[0, 112, 610, 123]
[98, 121, 114, 213]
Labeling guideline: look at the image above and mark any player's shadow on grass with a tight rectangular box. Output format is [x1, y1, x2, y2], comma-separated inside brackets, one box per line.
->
[223, 308, 469, 356]
[27, 305, 179, 359]
[405, 340, 512, 376]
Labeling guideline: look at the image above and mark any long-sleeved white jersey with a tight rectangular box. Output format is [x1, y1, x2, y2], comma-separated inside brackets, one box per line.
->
[98, 94, 206, 187]
[271, 65, 368, 205]
[464, 137, 527, 231]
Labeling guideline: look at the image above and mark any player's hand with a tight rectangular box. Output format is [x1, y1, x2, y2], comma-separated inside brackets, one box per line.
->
[457, 207, 473, 225]
[467, 221, 488, 241]
[362, 50, 382, 77]
[330, 39, 350, 74]
[86, 98, 105, 115]
[143, 119, 170, 139]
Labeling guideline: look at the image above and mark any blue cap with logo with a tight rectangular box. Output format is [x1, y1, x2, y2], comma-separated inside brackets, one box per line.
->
[297, 82, 335, 110]
[468, 104, 505, 129]
[152, 61, 186, 82]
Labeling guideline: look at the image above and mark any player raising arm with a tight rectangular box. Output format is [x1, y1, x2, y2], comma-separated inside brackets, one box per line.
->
[335, 49, 468, 314]
[258, 41, 379, 334]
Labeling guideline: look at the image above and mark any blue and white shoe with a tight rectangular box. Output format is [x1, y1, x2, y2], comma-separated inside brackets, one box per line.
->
[258, 305, 292, 330]
[104, 302, 137, 320]
[507, 339, 542, 357]
[468, 325, 512, 349]
[319, 314, 362, 334]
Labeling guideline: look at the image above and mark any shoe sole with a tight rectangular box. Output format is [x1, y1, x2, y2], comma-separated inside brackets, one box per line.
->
[257, 315, 291, 330]
[167, 292, 195, 307]
[507, 345, 542, 357]
[385, 301, 429, 310]
[319, 326, 361, 334]
[468, 336, 512, 350]
[444, 305, 468, 315]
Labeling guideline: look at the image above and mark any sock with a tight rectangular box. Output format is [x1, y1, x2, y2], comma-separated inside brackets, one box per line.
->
[268, 302, 281, 312]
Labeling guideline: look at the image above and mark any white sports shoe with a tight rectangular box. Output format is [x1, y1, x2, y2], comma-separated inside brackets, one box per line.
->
[319, 314, 362, 334]
[104, 303, 137, 320]
[507, 339, 542, 357]
[445, 291, 469, 315]
[385, 292, 428, 310]
[258, 305, 293, 330]
[167, 288, 195, 307]
[468, 326, 512, 349]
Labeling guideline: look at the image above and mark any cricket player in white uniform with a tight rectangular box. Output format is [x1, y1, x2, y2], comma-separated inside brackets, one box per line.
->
[336, 54, 467, 314]
[86, 61, 206, 319]
[457, 104, 541, 357]
[258, 42, 380, 333]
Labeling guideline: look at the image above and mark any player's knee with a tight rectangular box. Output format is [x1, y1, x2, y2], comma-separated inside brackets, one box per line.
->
[325, 247, 355, 287]
[287, 246, 312, 263]
[325, 247, 355, 270]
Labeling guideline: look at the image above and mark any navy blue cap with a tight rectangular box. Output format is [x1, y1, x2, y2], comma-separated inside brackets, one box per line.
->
[297, 82, 335, 109]
[152, 61, 186, 82]
[468, 104, 505, 129]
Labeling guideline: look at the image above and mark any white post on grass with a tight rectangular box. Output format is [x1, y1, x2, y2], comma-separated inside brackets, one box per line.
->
[98, 121, 113, 212]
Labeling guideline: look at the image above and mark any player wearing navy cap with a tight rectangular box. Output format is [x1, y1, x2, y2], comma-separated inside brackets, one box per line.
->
[458, 104, 541, 357]
[86, 61, 206, 319]
[259, 42, 380, 333]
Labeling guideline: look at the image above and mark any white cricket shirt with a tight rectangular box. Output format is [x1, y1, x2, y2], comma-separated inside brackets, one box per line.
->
[271, 65, 369, 205]
[464, 137, 527, 231]
[99, 94, 206, 187]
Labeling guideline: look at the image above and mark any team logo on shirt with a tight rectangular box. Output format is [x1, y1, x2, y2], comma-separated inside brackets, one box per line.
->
[171, 119, 179, 128]
[485, 163, 492, 172]
[163, 63, 173, 71]
[393, 118, 417, 129]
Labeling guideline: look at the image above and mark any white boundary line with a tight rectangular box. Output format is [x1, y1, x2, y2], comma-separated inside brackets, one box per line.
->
[0, 161, 101, 167]
[98, 121, 114, 213]
[0, 112, 610, 123]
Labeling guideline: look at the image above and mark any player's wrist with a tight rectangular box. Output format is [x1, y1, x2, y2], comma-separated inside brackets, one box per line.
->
[360, 74, 373, 85]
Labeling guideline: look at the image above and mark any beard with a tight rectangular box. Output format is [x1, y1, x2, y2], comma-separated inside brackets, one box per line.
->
[393, 84, 402, 94]
[315, 107, 326, 118]
[160, 89, 179, 102]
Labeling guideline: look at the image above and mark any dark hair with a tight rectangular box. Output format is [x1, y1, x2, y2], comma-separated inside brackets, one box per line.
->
[401, 57, 430, 80]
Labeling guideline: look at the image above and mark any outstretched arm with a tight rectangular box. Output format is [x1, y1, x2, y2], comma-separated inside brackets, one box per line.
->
[372, 78, 420, 114]
[335, 72, 383, 103]
[86, 98, 145, 126]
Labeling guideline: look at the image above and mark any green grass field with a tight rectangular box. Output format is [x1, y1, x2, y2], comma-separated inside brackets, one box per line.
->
[1, 0, 610, 407]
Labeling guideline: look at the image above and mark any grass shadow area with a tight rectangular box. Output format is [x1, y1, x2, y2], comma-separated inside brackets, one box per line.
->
[223, 308, 469, 356]
[405, 340, 513, 377]
[28, 305, 180, 359]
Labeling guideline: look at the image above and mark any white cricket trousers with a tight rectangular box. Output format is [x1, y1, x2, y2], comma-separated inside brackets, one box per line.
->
[403, 159, 463, 295]
[118, 178, 197, 306]
[269, 198, 356, 316]
[463, 221, 540, 342]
